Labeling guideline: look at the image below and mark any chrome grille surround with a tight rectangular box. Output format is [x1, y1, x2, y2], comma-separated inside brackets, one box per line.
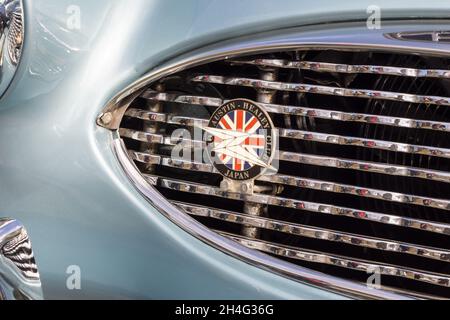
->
[98, 23, 450, 299]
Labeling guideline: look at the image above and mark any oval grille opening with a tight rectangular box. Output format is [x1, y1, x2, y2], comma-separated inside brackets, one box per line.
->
[118, 49, 450, 298]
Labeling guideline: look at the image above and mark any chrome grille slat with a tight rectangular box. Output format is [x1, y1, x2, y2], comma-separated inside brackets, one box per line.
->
[119, 128, 164, 144]
[131, 151, 450, 211]
[141, 91, 223, 107]
[142, 90, 450, 132]
[120, 128, 206, 148]
[146, 174, 450, 235]
[176, 202, 450, 262]
[125, 108, 209, 127]
[125, 107, 450, 159]
[219, 232, 450, 288]
[279, 151, 450, 184]
[128, 151, 161, 164]
[124, 108, 167, 122]
[159, 156, 214, 172]
[142, 91, 450, 132]
[278, 128, 450, 158]
[191, 75, 450, 106]
[230, 59, 450, 79]
[259, 174, 450, 212]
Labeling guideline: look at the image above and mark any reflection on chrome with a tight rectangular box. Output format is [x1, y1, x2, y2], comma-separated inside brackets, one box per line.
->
[0, 219, 43, 300]
[0, 0, 23, 65]
[0, 0, 23, 95]
[142, 91, 450, 133]
[230, 58, 450, 78]
[191, 75, 450, 107]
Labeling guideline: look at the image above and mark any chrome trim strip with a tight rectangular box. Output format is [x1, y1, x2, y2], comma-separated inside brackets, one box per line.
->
[125, 108, 209, 127]
[230, 58, 450, 78]
[128, 151, 161, 164]
[159, 156, 213, 172]
[124, 108, 167, 122]
[132, 151, 450, 212]
[119, 128, 164, 144]
[220, 232, 450, 288]
[259, 174, 450, 212]
[146, 173, 450, 235]
[279, 151, 450, 184]
[112, 137, 416, 299]
[191, 75, 450, 106]
[125, 107, 450, 159]
[385, 31, 450, 43]
[142, 91, 450, 133]
[278, 128, 450, 159]
[176, 202, 450, 262]
[140, 91, 223, 107]
[120, 128, 206, 148]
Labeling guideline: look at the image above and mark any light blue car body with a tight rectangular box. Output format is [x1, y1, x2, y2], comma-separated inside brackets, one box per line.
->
[1, 0, 449, 299]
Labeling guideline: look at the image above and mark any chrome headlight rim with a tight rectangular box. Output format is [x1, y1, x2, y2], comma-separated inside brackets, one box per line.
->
[0, 0, 24, 96]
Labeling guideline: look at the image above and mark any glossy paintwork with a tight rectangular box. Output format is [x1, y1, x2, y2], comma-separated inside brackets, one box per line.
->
[1, 0, 450, 299]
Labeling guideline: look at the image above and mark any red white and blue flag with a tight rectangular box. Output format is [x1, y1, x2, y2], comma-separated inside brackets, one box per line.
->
[213, 110, 265, 171]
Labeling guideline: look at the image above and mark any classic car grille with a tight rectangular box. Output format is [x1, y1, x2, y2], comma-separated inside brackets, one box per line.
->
[118, 49, 450, 298]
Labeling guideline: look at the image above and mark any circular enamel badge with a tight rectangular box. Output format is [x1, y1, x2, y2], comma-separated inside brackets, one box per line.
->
[204, 99, 276, 181]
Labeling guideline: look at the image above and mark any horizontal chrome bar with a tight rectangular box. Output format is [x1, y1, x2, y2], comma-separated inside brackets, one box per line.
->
[191, 75, 450, 106]
[220, 232, 450, 288]
[124, 108, 167, 122]
[120, 128, 206, 148]
[125, 107, 450, 159]
[230, 58, 450, 79]
[176, 202, 450, 262]
[258, 174, 450, 212]
[385, 31, 450, 44]
[141, 91, 223, 107]
[131, 152, 450, 211]
[278, 128, 450, 159]
[125, 108, 209, 127]
[142, 91, 450, 133]
[119, 128, 164, 144]
[145, 175, 450, 235]
[279, 151, 450, 184]
[128, 151, 161, 164]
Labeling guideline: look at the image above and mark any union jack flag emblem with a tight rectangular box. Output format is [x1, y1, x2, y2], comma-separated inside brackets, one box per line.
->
[204, 99, 276, 181]
[213, 109, 265, 171]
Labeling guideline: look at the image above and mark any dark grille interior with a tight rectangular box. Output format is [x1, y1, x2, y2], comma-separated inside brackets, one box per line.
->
[118, 49, 450, 298]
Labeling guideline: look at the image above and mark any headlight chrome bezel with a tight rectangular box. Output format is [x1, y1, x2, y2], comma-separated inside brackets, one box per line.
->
[0, 0, 23, 96]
